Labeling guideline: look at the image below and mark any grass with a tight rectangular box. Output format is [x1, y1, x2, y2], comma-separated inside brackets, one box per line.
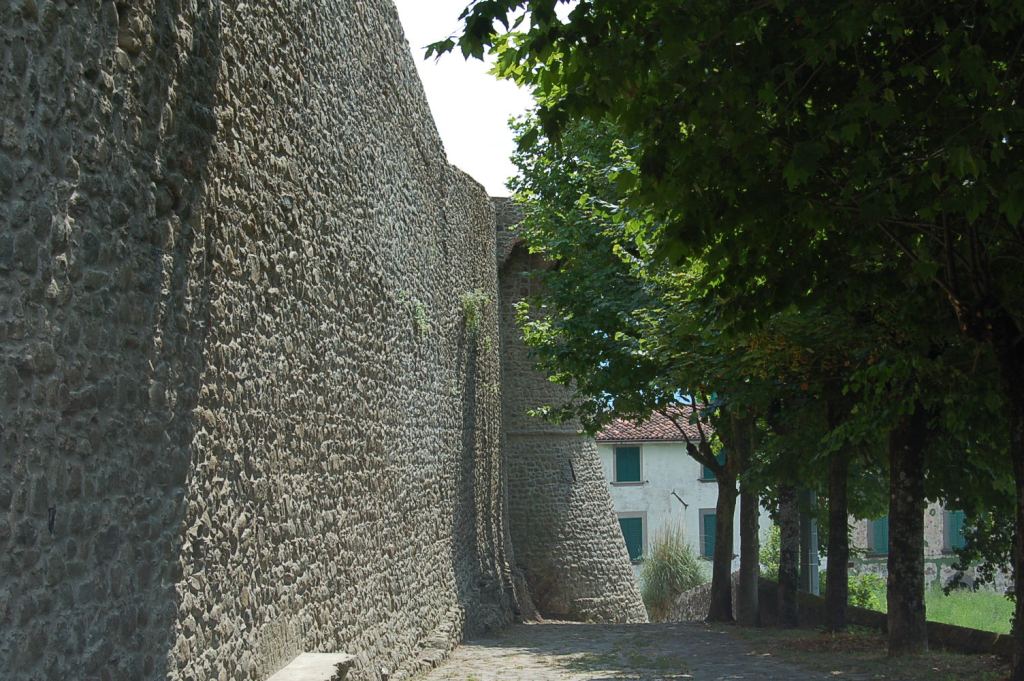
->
[639, 525, 708, 621]
[927, 588, 1013, 634]
[860, 583, 1013, 634]
[727, 625, 1008, 681]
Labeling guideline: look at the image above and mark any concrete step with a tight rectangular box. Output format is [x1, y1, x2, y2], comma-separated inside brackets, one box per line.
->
[267, 653, 356, 681]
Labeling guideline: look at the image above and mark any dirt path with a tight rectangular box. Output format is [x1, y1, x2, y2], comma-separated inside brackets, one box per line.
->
[415, 622, 859, 680]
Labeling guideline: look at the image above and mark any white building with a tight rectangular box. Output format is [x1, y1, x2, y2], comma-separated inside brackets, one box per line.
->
[596, 410, 772, 577]
[849, 503, 984, 589]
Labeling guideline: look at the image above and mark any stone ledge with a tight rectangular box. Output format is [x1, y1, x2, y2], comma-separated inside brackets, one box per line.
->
[267, 653, 356, 681]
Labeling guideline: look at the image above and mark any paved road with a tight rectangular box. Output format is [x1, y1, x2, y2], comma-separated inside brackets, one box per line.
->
[415, 622, 852, 681]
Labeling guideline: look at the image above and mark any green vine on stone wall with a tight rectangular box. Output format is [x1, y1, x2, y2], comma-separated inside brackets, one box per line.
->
[412, 299, 430, 335]
[460, 289, 491, 336]
[397, 289, 431, 336]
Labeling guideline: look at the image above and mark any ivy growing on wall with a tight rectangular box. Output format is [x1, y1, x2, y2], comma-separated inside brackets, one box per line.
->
[460, 289, 490, 336]
[397, 289, 431, 336]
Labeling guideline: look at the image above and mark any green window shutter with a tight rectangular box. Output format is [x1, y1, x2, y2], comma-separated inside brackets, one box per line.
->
[619, 517, 644, 561]
[948, 510, 966, 551]
[870, 517, 889, 554]
[615, 447, 641, 482]
[701, 451, 726, 481]
[702, 512, 717, 559]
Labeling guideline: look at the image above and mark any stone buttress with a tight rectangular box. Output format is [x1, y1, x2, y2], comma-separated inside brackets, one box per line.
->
[495, 199, 648, 623]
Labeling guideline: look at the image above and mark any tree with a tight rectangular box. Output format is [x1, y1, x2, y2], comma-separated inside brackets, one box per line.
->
[432, 0, 1024, 667]
[504, 114, 896, 629]
[824, 384, 853, 632]
[507, 116, 750, 622]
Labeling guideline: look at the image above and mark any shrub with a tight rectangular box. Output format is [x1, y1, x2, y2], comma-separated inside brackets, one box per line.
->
[760, 524, 781, 580]
[640, 525, 708, 621]
[849, 573, 886, 610]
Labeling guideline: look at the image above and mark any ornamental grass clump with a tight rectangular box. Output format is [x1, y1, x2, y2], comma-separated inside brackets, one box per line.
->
[640, 525, 707, 621]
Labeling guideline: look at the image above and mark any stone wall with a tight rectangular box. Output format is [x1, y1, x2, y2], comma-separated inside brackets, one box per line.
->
[665, 573, 740, 623]
[496, 200, 647, 623]
[0, 2, 515, 680]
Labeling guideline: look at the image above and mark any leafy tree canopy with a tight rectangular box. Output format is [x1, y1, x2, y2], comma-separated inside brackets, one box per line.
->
[432, 0, 1024, 337]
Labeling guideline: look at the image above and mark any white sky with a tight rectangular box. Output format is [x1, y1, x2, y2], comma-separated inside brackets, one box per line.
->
[392, 0, 534, 197]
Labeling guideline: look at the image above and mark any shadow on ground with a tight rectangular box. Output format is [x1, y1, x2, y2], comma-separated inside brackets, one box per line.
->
[417, 622, 863, 681]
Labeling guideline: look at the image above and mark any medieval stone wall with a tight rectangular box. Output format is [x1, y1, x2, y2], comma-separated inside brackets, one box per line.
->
[496, 200, 647, 623]
[0, 2, 515, 680]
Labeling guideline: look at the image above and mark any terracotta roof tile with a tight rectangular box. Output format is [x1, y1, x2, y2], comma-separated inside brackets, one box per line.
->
[596, 406, 711, 443]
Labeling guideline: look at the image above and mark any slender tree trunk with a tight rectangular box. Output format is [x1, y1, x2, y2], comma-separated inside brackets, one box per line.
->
[887, 406, 928, 656]
[825, 391, 850, 632]
[708, 475, 738, 622]
[738, 486, 761, 626]
[825, 450, 850, 631]
[730, 413, 760, 626]
[1010, 400, 1024, 681]
[778, 485, 800, 627]
[992, 320, 1024, 680]
[799, 490, 819, 594]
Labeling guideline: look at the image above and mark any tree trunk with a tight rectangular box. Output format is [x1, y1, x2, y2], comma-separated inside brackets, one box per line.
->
[799, 490, 819, 594]
[1011, 400, 1024, 681]
[778, 485, 800, 627]
[707, 475, 738, 622]
[738, 485, 761, 626]
[992, 320, 1024, 680]
[887, 406, 928, 656]
[731, 413, 759, 627]
[825, 449, 850, 632]
[825, 391, 850, 632]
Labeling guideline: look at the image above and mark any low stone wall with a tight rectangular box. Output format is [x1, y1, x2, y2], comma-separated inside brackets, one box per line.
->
[665, 573, 740, 623]
[670, 576, 1013, 659]
[757, 579, 1013, 659]
[852, 555, 1013, 593]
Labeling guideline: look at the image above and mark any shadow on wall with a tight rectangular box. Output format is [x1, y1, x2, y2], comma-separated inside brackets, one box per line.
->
[1, 1, 221, 679]
[450, 309, 504, 636]
[4, 2, 526, 680]
[138, 2, 224, 677]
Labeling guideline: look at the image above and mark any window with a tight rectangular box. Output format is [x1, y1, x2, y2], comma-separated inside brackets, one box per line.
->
[614, 446, 642, 483]
[945, 510, 966, 551]
[700, 451, 727, 481]
[699, 509, 716, 559]
[869, 516, 889, 555]
[618, 515, 645, 562]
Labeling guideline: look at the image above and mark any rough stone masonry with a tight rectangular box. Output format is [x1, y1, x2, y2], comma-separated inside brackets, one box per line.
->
[496, 199, 646, 624]
[0, 2, 644, 681]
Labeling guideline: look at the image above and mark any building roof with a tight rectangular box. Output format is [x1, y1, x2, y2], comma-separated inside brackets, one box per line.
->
[596, 406, 709, 443]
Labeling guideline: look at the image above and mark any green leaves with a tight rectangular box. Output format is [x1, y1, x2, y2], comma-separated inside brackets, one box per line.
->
[948, 146, 980, 179]
[516, 124, 540, 152]
[424, 38, 455, 60]
[783, 141, 827, 189]
[998, 171, 1024, 226]
[440, 0, 1023, 554]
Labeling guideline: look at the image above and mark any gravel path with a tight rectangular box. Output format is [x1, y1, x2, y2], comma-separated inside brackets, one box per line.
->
[415, 622, 858, 681]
